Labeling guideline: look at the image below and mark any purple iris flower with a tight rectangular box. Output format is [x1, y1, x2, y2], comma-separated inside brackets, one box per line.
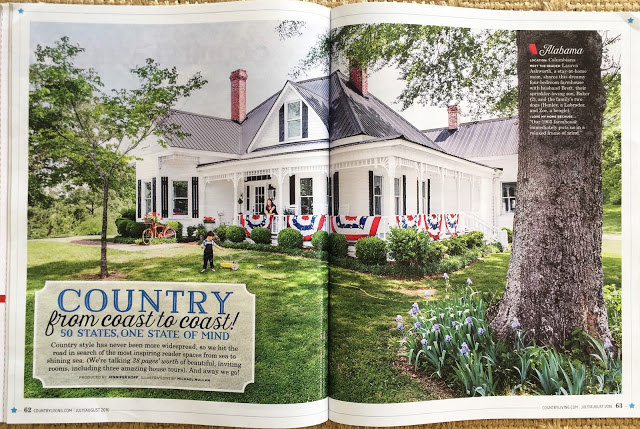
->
[460, 342, 470, 356]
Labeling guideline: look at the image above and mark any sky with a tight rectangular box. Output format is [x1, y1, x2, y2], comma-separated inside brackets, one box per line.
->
[29, 20, 455, 130]
[30, 22, 622, 131]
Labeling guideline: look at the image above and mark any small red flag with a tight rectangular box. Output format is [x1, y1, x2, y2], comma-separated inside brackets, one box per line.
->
[528, 44, 538, 55]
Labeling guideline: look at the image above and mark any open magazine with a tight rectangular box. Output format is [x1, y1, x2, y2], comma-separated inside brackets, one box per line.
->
[0, 0, 637, 426]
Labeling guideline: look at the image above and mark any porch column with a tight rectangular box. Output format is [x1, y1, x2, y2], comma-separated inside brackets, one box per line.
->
[456, 172, 461, 214]
[232, 173, 240, 226]
[386, 156, 396, 218]
[440, 169, 446, 215]
[417, 163, 424, 214]
[276, 167, 285, 231]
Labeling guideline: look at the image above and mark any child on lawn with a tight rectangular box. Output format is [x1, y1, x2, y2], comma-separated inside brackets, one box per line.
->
[201, 231, 223, 272]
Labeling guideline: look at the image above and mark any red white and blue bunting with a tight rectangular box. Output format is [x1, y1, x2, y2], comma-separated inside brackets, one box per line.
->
[425, 214, 443, 240]
[287, 215, 326, 241]
[444, 213, 459, 236]
[395, 215, 422, 230]
[240, 214, 273, 237]
[331, 215, 381, 241]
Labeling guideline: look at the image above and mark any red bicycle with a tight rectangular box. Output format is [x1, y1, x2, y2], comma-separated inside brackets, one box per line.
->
[141, 221, 176, 244]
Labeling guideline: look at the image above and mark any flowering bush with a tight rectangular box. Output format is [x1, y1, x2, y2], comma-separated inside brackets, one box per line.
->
[203, 216, 216, 224]
[397, 277, 622, 397]
[143, 212, 162, 224]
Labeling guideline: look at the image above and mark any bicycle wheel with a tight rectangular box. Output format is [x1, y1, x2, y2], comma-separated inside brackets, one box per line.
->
[162, 226, 177, 240]
[142, 228, 153, 245]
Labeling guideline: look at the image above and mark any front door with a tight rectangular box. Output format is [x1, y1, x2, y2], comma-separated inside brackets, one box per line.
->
[254, 186, 265, 214]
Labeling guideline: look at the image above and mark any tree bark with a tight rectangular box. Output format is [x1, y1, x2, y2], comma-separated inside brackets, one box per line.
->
[100, 179, 110, 279]
[488, 31, 612, 347]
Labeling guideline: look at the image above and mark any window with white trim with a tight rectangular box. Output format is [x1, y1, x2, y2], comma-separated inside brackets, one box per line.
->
[143, 182, 152, 215]
[502, 182, 517, 213]
[421, 181, 427, 214]
[373, 175, 383, 215]
[300, 178, 313, 214]
[327, 177, 332, 216]
[394, 178, 401, 216]
[172, 180, 189, 216]
[286, 100, 302, 139]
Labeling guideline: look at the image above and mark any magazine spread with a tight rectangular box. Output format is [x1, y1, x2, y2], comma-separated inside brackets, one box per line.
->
[0, 0, 637, 427]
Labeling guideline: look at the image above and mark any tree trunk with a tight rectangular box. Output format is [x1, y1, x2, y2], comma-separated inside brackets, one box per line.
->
[488, 30, 612, 347]
[100, 179, 110, 279]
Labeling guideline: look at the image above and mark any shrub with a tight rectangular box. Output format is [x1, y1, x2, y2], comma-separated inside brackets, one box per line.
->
[251, 227, 272, 245]
[117, 219, 135, 237]
[214, 224, 228, 242]
[166, 221, 183, 238]
[311, 230, 329, 251]
[127, 222, 147, 239]
[443, 235, 466, 256]
[277, 228, 304, 249]
[120, 207, 137, 221]
[464, 231, 484, 249]
[501, 227, 513, 243]
[187, 226, 197, 238]
[423, 240, 447, 264]
[387, 227, 426, 266]
[226, 225, 247, 243]
[329, 233, 348, 258]
[355, 236, 387, 265]
[195, 224, 207, 240]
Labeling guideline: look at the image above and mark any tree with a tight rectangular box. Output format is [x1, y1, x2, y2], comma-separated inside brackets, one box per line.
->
[289, 25, 619, 347]
[602, 74, 621, 204]
[30, 37, 207, 278]
[488, 31, 612, 347]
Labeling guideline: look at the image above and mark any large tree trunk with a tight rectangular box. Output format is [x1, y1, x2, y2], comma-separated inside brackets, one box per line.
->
[100, 179, 109, 279]
[488, 30, 612, 347]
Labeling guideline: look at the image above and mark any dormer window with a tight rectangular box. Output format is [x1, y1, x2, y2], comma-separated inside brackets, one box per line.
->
[286, 100, 302, 139]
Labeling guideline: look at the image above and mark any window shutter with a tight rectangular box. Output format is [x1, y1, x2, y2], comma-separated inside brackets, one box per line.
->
[152, 178, 157, 213]
[402, 175, 407, 215]
[279, 105, 285, 142]
[246, 186, 250, 212]
[368, 171, 374, 216]
[161, 177, 168, 218]
[302, 103, 308, 138]
[137, 180, 142, 219]
[192, 177, 199, 218]
[289, 175, 296, 206]
[333, 172, 339, 216]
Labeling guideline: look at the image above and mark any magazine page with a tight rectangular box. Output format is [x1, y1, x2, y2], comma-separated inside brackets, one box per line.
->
[326, 2, 636, 425]
[0, 4, 8, 425]
[3, 1, 330, 426]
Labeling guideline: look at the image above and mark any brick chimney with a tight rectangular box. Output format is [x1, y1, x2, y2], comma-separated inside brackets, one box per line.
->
[447, 105, 461, 131]
[349, 65, 368, 97]
[230, 69, 248, 122]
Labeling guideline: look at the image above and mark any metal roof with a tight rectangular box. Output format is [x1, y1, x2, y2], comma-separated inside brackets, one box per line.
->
[423, 117, 519, 158]
[329, 71, 443, 151]
[163, 71, 459, 157]
[163, 110, 240, 154]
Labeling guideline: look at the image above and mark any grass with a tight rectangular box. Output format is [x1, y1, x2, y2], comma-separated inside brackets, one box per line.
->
[329, 249, 622, 403]
[603, 204, 622, 235]
[26, 241, 327, 404]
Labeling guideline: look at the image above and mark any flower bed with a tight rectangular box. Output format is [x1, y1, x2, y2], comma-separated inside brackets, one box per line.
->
[397, 277, 622, 396]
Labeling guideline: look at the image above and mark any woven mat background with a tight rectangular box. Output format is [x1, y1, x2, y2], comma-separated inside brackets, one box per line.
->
[0, 0, 637, 427]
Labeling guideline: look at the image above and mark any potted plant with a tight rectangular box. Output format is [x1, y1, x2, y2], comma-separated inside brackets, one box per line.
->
[203, 216, 216, 232]
[237, 194, 244, 215]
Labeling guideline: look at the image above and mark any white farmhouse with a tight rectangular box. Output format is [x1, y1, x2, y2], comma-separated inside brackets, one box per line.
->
[423, 112, 519, 231]
[134, 67, 508, 241]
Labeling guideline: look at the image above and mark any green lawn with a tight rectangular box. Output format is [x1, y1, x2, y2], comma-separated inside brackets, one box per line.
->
[329, 250, 622, 403]
[26, 241, 327, 403]
[603, 204, 622, 234]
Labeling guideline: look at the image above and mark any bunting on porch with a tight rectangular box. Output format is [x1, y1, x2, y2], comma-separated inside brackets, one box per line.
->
[331, 215, 381, 241]
[287, 215, 326, 241]
[395, 215, 422, 229]
[240, 214, 273, 237]
[444, 213, 459, 236]
[425, 214, 442, 240]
